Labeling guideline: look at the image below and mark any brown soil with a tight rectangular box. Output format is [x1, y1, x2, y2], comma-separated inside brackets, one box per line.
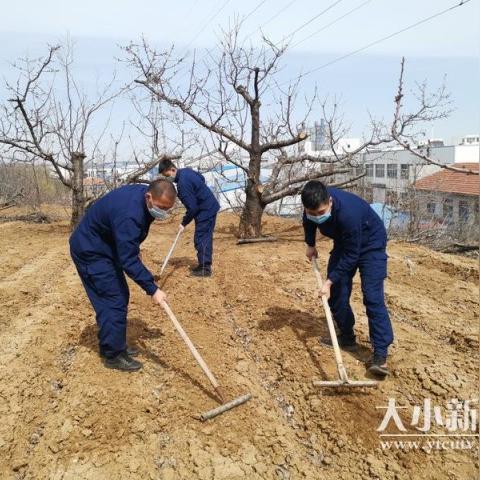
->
[0, 211, 478, 480]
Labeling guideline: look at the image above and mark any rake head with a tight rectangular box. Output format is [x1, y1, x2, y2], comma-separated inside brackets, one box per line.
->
[313, 379, 378, 388]
[198, 393, 252, 421]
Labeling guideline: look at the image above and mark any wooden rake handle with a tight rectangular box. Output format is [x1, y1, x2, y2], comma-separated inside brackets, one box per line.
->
[160, 301, 225, 401]
[312, 257, 349, 382]
[160, 228, 183, 276]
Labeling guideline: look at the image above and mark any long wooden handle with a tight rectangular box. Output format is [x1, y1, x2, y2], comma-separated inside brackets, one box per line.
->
[160, 228, 183, 276]
[312, 258, 349, 382]
[161, 301, 220, 389]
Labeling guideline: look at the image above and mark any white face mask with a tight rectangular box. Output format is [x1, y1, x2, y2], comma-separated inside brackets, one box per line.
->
[148, 205, 169, 220]
[306, 210, 331, 225]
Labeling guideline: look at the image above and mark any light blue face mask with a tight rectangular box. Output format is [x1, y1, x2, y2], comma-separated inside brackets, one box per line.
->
[148, 205, 169, 220]
[306, 211, 331, 225]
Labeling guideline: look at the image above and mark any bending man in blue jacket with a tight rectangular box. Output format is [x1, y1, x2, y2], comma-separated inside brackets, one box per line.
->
[301, 180, 394, 377]
[158, 160, 220, 277]
[69, 179, 176, 372]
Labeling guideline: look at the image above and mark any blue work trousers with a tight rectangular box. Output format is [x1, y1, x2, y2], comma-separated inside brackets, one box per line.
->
[327, 249, 393, 357]
[71, 250, 129, 358]
[194, 215, 217, 267]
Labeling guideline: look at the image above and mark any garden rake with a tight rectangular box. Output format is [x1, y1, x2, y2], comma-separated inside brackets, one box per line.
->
[160, 301, 252, 420]
[311, 257, 377, 389]
[159, 227, 183, 276]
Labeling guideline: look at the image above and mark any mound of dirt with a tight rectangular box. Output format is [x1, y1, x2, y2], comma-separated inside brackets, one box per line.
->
[0, 212, 478, 479]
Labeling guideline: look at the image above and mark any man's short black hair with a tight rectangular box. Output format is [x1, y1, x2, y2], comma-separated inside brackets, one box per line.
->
[301, 180, 329, 209]
[158, 159, 177, 174]
[147, 178, 177, 199]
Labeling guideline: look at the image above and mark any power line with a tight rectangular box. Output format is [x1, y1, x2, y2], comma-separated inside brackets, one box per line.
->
[183, 0, 233, 53]
[290, 0, 472, 83]
[183, 0, 202, 22]
[290, 0, 374, 49]
[259, 0, 298, 30]
[178, 1, 272, 80]
[283, 0, 345, 41]
[243, 0, 269, 23]
[245, 0, 298, 38]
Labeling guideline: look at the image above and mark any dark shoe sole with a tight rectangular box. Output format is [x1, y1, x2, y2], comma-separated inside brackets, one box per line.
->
[102, 359, 143, 372]
[320, 337, 358, 352]
[191, 271, 212, 277]
[367, 364, 390, 377]
[99, 346, 140, 358]
[126, 346, 140, 357]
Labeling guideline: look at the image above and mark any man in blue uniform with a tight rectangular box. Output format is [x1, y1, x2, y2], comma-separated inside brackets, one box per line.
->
[158, 160, 220, 277]
[69, 179, 177, 371]
[301, 180, 393, 377]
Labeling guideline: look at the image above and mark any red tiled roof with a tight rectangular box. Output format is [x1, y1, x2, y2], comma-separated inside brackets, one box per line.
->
[83, 177, 105, 186]
[414, 163, 479, 196]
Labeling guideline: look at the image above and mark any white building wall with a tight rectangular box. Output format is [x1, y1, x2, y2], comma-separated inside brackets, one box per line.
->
[353, 144, 480, 203]
[454, 145, 480, 163]
[302, 138, 362, 156]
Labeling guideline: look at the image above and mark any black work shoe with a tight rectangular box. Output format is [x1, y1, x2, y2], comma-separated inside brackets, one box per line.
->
[191, 265, 212, 277]
[321, 334, 358, 352]
[100, 345, 140, 358]
[367, 355, 390, 377]
[103, 351, 143, 372]
[125, 345, 140, 357]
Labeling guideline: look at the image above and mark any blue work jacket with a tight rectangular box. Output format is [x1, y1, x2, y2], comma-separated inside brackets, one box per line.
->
[69, 184, 157, 295]
[174, 168, 220, 226]
[303, 187, 387, 284]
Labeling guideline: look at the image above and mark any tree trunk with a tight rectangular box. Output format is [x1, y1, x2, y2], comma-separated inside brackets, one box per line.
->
[70, 152, 86, 229]
[238, 179, 265, 239]
[238, 75, 265, 239]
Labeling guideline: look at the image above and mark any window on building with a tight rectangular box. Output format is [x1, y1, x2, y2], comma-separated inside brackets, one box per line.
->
[400, 164, 409, 179]
[375, 164, 385, 178]
[459, 200, 469, 222]
[387, 164, 398, 178]
[427, 202, 436, 215]
[355, 166, 363, 176]
[365, 164, 373, 177]
[443, 199, 453, 223]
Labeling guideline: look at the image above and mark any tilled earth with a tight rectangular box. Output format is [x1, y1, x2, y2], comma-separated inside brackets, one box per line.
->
[0, 211, 478, 479]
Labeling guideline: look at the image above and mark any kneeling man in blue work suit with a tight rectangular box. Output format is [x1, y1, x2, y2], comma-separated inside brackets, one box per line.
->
[69, 179, 176, 372]
[158, 160, 220, 277]
[301, 180, 394, 377]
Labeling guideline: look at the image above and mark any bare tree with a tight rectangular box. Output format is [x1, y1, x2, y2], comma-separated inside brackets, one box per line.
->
[0, 43, 180, 228]
[0, 156, 70, 211]
[125, 26, 391, 239]
[392, 57, 479, 176]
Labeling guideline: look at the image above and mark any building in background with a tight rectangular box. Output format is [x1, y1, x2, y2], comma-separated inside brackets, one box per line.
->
[203, 163, 246, 211]
[460, 134, 480, 146]
[85, 160, 158, 183]
[354, 135, 480, 204]
[83, 176, 106, 197]
[139, 130, 479, 234]
[413, 162, 479, 230]
[302, 119, 362, 156]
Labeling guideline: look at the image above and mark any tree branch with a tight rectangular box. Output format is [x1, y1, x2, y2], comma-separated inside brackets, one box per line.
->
[391, 57, 476, 175]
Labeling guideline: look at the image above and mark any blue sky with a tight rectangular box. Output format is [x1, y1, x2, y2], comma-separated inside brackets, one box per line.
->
[0, 0, 478, 147]
[2, 0, 478, 56]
